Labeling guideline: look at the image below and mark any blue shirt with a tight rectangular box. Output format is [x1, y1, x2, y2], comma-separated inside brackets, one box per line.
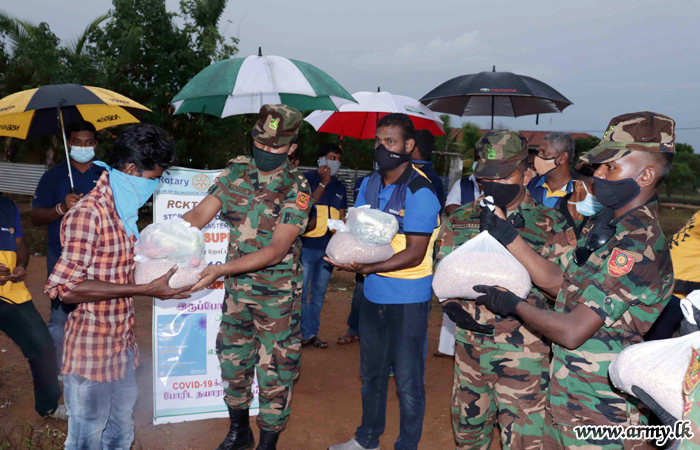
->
[355, 170, 440, 305]
[32, 161, 105, 252]
[527, 174, 574, 209]
[302, 171, 348, 250]
[413, 160, 445, 211]
[0, 196, 23, 252]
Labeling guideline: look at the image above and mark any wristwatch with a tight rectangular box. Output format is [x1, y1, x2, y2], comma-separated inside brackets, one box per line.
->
[319, 182, 326, 188]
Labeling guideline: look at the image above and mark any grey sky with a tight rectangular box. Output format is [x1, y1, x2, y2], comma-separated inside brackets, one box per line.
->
[8, 0, 700, 149]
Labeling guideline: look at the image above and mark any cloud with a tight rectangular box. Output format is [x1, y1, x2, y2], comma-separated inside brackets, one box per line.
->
[354, 31, 491, 66]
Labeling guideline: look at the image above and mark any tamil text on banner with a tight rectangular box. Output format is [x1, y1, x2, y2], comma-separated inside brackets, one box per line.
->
[151, 167, 259, 425]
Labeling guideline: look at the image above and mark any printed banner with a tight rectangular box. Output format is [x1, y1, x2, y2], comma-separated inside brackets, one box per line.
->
[152, 167, 259, 425]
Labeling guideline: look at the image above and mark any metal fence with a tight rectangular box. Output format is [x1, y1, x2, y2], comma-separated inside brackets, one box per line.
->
[0, 162, 47, 196]
[298, 166, 373, 206]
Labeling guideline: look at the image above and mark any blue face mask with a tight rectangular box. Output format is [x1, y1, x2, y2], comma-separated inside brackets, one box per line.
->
[92, 161, 158, 238]
[568, 182, 604, 217]
[70, 146, 95, 164]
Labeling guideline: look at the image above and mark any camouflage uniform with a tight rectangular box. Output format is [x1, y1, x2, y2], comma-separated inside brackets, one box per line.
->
[541, 112, 676, 449]
[436, 130, 575, 450]
[208, 105, 312, 433]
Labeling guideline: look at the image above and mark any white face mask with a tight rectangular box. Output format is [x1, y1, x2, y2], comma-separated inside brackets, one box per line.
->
[568, 182, 604, 217]
[318, 156, 341, 176]
[70, 145, 96, 163]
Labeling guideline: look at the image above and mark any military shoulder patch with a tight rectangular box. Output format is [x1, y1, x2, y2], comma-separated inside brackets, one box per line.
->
[565, 228, 577, 246]
[296, 192, 311, 210]
[684, 347, 700, 415]
[607, 247, 636, 277]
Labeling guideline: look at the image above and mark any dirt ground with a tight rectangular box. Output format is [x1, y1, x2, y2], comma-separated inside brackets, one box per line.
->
[0, 257, 498, 450]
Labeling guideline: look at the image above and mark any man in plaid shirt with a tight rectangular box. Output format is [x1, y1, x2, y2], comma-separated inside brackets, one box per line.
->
[45, 125, 190, 450]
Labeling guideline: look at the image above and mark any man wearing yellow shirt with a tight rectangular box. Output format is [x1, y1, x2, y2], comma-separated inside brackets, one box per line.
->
[0, 194, 62, 417]
[646, 210, 700, 340]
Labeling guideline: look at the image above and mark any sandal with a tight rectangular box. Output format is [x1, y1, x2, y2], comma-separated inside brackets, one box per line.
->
[302, 336, 329, 349]
[337, 333, 360, 345]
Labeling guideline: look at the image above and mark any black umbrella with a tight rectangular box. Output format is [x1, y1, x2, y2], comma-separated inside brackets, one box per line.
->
[420, 66, 573, 129]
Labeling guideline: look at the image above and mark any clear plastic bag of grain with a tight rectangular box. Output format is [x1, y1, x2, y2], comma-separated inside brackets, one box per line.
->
[609, 331, 700, 420]
[133, 218, 206, 289]
[346, 206, 399, 246]
[325, 219, 395, 264]
[432, 231, 531, 300]
[134, 259, 208, 289]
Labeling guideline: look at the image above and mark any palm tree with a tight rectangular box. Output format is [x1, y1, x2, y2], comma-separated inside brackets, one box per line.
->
[65, 13, 109, 55]
[0, 10, 38, 52]
[0, 9, 108, 55]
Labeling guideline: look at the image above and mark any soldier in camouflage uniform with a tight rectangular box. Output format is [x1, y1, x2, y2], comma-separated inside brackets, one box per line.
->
[183, 104, 312, 450]
[437, 130, 574, 450]
[476, 112, 676, 449]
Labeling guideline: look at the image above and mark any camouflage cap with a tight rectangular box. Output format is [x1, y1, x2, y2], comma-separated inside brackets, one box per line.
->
[474, 130, 529, 179]
[251, 104, 303, 148]
[580, 111, 676, 164]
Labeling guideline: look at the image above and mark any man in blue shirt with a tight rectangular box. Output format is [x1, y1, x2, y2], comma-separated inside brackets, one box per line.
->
[0, 194, 65, 419]
[527, 131, 574, 208]
[301, 144, 348, 349]
[327, 114, 441, 450]
[30, 120, 105, 372]
[410, 129, 445, 212]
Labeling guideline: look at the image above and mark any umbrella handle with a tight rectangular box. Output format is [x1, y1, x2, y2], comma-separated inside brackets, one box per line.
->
[57, 104, 76, 193]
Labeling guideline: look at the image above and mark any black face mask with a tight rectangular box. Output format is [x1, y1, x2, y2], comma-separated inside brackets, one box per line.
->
[253, 144, 288, 172]
[481, 181, 522, 210]
[593, 172, 643, 210]
[374, 144, 411, 171]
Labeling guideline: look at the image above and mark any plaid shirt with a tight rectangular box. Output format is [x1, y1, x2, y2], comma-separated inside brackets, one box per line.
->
[44, 171, 139, 382]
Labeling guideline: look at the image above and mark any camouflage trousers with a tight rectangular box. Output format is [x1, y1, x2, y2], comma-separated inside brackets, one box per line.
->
[217, 277, 302, 433]
[540, 410, 646, 450]
[452, 342, 548, 450]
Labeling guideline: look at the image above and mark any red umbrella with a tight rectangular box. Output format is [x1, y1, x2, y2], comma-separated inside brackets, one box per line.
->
[305, 91, 445, 140]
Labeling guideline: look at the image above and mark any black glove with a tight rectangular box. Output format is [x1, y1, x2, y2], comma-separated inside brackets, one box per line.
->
[479, 204, 519, 246]
[474, 285, 524, 317]
[442, 301, 494, 334]
[631, 386, 678, 427]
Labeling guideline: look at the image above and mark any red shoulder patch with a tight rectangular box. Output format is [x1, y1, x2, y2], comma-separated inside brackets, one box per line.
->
[296, 192, 311, 210]
[607, 247, 636, 277]
[684, 347, 700, 415]
[565, 228, 577, 246]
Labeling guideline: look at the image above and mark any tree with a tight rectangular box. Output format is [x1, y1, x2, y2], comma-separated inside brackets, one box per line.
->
[573, 136, 601, 166]
[88, 0, 243, 169]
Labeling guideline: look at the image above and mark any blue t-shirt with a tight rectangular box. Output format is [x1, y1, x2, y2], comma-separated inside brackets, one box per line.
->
[355, 171, 440, 305]
[32, 161, 105, 252]
[527, 174, 574, 209]
[302, 171, 348, 250]
[0, 196, 23, 253]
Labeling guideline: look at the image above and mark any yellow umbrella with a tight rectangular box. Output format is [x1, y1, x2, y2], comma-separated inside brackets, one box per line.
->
[0, 84, 151, 189]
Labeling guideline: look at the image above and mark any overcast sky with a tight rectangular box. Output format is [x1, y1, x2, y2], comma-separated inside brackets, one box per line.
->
[8, 0, 700, 149]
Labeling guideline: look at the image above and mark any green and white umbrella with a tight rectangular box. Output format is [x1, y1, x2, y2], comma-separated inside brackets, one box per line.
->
[172, 49, 356, 117]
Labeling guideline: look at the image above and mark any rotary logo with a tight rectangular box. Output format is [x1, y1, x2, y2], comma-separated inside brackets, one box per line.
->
[192, 173, 212, 192]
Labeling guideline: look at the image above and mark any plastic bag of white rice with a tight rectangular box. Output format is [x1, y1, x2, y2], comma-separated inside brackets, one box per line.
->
[432, 230, 531, 300]
[609, 331, 700, 420]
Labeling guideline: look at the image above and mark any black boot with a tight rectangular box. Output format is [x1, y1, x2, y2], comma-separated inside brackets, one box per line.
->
[215, 408, 255, 450]
[255, 430, 280, 450]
